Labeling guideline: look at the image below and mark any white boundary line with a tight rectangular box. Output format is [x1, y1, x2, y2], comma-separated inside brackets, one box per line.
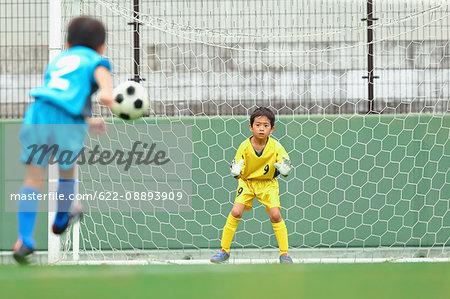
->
[56, 257, 450, 265]
[1, 251, 449, 265]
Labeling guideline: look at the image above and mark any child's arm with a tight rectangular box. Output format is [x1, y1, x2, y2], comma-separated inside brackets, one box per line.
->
[274, 157, 293, 176]
[230, 158, 244, 179]
[94, 66, 114, 109]
[85, 66, 114, 135]
[274, 143, 293, 177]
[86, 117, 107, 135]
[230, 143, 245, 179]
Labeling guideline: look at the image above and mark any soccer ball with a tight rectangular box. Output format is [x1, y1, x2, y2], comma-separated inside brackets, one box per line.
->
[112, 81, 149, 120]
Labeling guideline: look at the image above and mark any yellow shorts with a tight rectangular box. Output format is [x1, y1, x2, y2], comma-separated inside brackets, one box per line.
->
[234, 178, 280, 213]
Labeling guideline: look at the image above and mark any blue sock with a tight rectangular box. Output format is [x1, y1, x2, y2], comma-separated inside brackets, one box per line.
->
[17, 186, 40, 249]
[54, 178, 75, 229]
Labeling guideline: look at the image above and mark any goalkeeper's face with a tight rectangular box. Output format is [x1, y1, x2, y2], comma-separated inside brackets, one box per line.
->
[249, 116, 275, 140]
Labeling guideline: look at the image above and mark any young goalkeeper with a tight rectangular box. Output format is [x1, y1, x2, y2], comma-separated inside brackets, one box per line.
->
[210, 107, 294, 264]
[13, 16, 115, 264]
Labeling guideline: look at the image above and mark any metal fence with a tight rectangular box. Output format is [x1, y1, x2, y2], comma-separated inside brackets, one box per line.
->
[1, 0, 449, 118]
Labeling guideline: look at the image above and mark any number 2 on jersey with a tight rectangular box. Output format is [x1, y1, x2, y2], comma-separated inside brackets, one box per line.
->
[48, 55, 81, 90]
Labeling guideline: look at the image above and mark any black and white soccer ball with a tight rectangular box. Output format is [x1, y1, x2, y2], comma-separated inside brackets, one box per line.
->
[112, 81, 149, 121]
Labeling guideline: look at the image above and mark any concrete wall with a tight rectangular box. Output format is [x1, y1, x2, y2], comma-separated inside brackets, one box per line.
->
[0, 1, 448, 115]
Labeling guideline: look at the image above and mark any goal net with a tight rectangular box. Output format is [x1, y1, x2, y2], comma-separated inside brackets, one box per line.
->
[50, 0, 449, 264]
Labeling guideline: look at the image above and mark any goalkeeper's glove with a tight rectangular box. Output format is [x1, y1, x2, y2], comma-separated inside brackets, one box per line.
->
[230, 159, 244, 178]
[274, 157, 293, 176]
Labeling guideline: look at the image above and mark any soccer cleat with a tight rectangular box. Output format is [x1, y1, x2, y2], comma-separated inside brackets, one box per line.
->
[52, 205, 84, 235]
[13, 239, 34, 265]
[210, 250, 230, 263]
[279, 253, 293, 264]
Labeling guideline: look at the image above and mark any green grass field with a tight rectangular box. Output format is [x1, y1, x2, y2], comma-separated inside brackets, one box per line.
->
[0, 262, 449, 299]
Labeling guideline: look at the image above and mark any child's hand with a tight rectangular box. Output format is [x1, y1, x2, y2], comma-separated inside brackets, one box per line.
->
[97, 89, 115, 109]
[274, 157, 293, 176]
[230, 159, 244, 178]
[87, 118, 107, 135]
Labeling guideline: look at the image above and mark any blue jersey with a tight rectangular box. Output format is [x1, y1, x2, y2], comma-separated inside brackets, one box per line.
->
[30, 46, 111, 117]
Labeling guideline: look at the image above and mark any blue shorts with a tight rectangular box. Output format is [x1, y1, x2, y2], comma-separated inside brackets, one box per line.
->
[20, 100, 88, 171]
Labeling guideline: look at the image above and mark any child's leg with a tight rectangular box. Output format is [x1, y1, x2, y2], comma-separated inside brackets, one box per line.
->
[17, 164, 46, 249]
[53, 167, 76, 229]
[269, 207, 288, 255]
[220, 202, 245, 253]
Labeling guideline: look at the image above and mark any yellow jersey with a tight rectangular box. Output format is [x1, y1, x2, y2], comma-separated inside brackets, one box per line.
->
[234, 136, 289, 180]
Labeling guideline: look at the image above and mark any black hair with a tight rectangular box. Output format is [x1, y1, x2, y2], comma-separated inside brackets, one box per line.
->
[250, 107, 275, 127]
[67, 16, 106, 50]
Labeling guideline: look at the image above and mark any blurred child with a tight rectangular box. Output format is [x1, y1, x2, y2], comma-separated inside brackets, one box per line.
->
[13, 16, 115, 264]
